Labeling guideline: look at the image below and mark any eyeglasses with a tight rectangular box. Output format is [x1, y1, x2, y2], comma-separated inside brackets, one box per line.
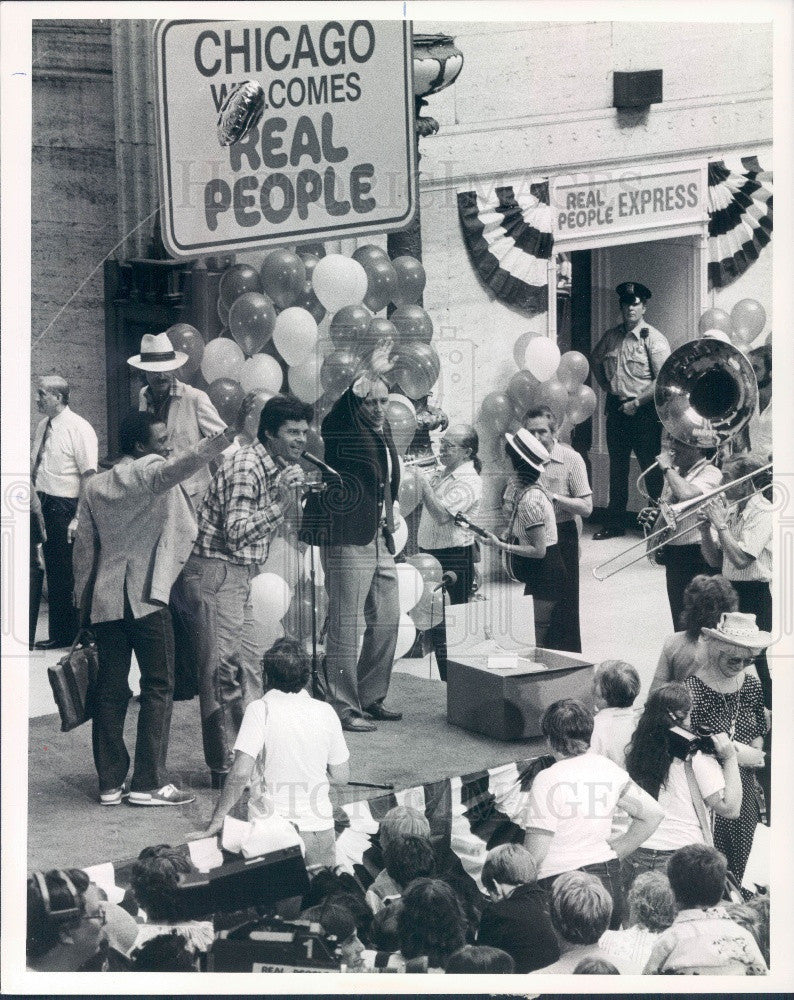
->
[724, 654, 757, 666]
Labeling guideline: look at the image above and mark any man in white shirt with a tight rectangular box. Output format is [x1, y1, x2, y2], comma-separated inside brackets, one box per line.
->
[31, 375, 98, 649]
[196, 637, 350, 871]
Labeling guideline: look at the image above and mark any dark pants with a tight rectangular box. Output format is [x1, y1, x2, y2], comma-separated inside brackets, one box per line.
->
[604, 398, 663, 528]
[30, 521, 44, 646]
[422, 545, 475, 682]
[544, 521, 582, 653]
[620, 847, 674, 897]
[664, 543, 715, 629]
[733, 578, 772, 821]
[92, 600, 175, 793]
[539, 857, 624, 929]
[39, 492, 79, 644]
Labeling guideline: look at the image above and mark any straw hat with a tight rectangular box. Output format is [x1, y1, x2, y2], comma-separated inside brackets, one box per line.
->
[701, 612, 773, 650]
[505, 427, 550, 472]
[127, 332, 187, 372]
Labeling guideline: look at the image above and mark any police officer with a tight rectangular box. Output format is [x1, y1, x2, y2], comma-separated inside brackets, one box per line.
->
[591, 282, 671, 539]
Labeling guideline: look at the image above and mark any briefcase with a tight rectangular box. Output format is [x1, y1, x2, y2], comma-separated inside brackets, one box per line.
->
[47, 629, 99, 732]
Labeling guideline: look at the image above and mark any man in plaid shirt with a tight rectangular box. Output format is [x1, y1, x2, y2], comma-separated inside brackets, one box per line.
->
[174, 394, 311, 786]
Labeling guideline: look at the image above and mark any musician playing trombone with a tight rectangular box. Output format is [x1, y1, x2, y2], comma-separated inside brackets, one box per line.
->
[638, 433, 722, 629]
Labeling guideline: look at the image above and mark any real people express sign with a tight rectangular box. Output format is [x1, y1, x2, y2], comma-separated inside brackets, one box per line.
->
[153, 20, 417, 257]
[550, 162, 707, 245]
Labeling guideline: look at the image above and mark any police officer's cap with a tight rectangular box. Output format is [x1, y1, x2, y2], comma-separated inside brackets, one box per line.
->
[616, 281, 651, 305]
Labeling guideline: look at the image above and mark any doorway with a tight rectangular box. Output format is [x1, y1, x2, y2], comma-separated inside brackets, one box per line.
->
[587, 235, 700, 511]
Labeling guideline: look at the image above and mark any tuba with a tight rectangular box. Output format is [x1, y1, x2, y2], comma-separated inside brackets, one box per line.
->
[595, 337, 770, 580]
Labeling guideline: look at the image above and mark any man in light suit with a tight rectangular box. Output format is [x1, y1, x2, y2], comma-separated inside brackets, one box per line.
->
[73, 410, 236, 807]
[128, 331, 229, 700]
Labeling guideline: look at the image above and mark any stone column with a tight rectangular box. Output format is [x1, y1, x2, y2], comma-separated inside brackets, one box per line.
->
[110, 20, 160, 259]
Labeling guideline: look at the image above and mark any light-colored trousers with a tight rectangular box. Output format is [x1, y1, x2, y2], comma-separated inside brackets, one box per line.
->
[321, 535, 399, 721]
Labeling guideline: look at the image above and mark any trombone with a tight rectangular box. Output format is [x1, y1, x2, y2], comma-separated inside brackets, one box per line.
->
[593, 337, 768, 581]
[592, 464, 772, 580]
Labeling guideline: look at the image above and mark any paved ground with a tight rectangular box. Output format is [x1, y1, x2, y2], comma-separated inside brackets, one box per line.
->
[26, 525, 674, 870]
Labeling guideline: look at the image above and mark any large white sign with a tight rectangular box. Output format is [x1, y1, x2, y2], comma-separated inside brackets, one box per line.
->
[153, 20, 417, 257]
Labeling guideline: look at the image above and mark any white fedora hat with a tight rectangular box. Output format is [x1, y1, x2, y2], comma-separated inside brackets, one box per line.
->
[701, 611, 773, 650]
[505, 427, 550, 472]
[127, 332, 188, 372]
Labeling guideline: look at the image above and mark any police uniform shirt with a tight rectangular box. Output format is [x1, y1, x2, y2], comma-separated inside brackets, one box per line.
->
[595, 322, 671, 401]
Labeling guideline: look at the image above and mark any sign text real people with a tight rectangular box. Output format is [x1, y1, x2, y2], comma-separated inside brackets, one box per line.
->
[153, 20, 416, 256]
[551, 165, 706, 241]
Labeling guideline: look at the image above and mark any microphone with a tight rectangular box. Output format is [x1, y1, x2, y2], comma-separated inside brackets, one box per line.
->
[300, 450, 342, 481]
[433, 571, 457, 593]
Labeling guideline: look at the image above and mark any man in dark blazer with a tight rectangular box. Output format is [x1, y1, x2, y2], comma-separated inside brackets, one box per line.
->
[302, 351, 402, 732]
[73, 410, 236, 806]
[477, 843, 559, 973]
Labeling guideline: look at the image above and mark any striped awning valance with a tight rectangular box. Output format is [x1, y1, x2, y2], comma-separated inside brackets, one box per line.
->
[707, 156, 773, 289]
[459, 157, 772, 308]
[457, 182, 553, 314]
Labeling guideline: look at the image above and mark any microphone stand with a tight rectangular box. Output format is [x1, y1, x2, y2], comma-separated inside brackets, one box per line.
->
[299, 482, 328, 702]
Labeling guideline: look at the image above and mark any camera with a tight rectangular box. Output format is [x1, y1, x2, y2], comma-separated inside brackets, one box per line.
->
[667, 724, 718, 760]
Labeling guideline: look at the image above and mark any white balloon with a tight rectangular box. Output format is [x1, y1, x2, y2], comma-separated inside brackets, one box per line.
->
[239, 354, 283, 394]
[249, 572, 291, 650]
[312, 254, 368, 312]
[396, 562, 424, 614]
[701, 328, 732, 344]
[200, 338, 245, 383]
[392, 516, 408, 556]
[273, 307, 319, 367]
[288, 355, 324, 403]
[394, 613, 418, 659]
[524, 338, 562, 382]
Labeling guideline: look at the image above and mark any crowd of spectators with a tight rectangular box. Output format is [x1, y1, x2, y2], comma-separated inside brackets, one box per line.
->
[26, 588, 771, 976]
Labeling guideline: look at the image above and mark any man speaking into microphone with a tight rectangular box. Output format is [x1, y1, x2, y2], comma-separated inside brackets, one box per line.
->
[591, 281, 671, 539]
[175, 394, 311, 786]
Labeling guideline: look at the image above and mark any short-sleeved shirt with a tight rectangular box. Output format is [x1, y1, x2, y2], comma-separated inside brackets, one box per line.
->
[519, 753, 631, 879]
[417, 460, 482, 549]
[661, 459, 723, 546]
[233, 688, 349, 832]
[642, 753, 725, 851]
[593, 322, 670, 400]
[539, 443, 592, 526]
[31, 407, 98, 497]
[194, 440, 285, 566]
[502, 480, 557, 547]
[720, 493, 773, 582]
[589, 706, 638, 767]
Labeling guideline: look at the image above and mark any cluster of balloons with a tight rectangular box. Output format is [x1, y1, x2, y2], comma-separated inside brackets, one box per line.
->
[393, 552, 449, 657]
[168, 245, 436, 459]
[698, 298, 768, 350]
[479, 332, 597, 437]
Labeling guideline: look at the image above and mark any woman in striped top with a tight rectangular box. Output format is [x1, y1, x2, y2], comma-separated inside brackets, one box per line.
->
[481, 428, 565, 648]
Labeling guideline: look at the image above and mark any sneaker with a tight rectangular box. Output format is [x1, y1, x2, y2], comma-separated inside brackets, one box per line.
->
[99, 787, 128, 806]
[128, 784, 195, 807]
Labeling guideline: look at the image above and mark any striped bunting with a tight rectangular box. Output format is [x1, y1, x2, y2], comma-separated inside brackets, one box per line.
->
[457, 183, 553, 313]
[74, 757, 556, 905]
[707, 156, 773, 289]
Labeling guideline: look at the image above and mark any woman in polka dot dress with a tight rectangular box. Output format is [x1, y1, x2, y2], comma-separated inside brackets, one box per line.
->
[686, 613, 772, 886]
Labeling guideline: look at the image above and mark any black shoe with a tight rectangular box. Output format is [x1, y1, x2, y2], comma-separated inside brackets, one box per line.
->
[592, 526, 626, 540]
[364, 703, 403, 721]
[342, 716, 377, 733]
[34, 637, 71, 651]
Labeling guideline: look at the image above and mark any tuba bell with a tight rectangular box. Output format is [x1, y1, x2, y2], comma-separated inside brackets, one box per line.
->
[654, 337, 758, 449]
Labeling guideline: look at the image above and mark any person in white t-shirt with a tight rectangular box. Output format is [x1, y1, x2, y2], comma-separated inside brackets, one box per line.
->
[622, 682, 741, 891]
[195, 637, 350, 871]
[520, 699, 663, 929]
